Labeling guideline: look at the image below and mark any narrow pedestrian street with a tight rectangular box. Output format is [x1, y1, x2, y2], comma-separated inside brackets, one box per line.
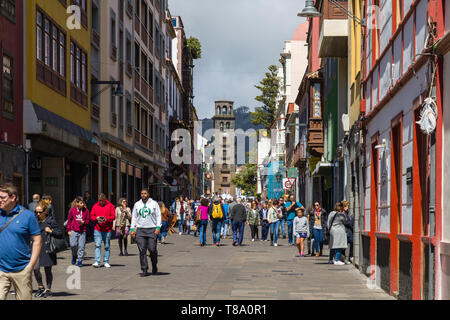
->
[20, 229, 393, 300]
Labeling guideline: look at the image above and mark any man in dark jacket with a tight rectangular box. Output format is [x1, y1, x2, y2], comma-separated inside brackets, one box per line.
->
[342, 200, 354, 264]
[230, 198, 247, 246]
[208, 197, 225, 246]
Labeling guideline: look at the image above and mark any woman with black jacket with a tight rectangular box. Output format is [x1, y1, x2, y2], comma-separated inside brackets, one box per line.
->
[33, 200, 63, 298]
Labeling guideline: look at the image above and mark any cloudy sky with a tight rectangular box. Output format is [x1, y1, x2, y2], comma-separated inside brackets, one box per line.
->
[169, 0, 307, 120]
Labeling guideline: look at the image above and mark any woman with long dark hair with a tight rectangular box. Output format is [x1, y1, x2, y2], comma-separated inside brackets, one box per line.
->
[67, 196, 89, 266]
[33, 201, 63, 298]
[114, 198, 132, 256]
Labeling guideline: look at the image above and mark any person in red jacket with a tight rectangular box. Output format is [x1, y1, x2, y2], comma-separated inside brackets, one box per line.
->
[90, 193, 115, 268]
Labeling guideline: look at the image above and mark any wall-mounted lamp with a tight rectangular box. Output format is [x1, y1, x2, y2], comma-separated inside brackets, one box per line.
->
[374, 139, 387, 150]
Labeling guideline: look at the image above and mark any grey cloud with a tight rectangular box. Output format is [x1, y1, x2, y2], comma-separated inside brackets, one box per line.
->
[169, 0, 307, 119]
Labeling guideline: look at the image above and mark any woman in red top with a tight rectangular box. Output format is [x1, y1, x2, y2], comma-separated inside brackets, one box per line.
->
[67, 197, 90, 266]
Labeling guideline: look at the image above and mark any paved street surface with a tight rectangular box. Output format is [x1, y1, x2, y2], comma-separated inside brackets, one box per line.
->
[11, 227, 394, 300]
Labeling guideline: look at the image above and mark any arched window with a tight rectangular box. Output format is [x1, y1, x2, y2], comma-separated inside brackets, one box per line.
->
[220, 122, 224, 131]
[229, 106, 232, 115]
[222, 106, 227, 114]
[217, 106, 221, 115]
[226, 122, 230, 129]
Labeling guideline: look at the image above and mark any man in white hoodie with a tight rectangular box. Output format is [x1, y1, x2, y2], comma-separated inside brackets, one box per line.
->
[130, 189, 161, 277]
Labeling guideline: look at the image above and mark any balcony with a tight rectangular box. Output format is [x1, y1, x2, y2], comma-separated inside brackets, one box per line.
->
[91, 29, 100, 50]
[292, 137, 307, 168]
[91, 102, 100, 120]
[318, 0, 348, 58]
[126, 124, 133, 136]
[307, 118, 324, 155]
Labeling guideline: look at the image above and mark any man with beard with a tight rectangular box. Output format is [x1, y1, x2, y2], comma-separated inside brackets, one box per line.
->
[130, 189, 161, 277]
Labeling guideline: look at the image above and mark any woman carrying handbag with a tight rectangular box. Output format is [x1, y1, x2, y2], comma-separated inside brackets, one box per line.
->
[33, 201, 63, 298]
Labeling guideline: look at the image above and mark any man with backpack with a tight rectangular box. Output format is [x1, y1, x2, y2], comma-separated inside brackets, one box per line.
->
[208, 197, 225, 246]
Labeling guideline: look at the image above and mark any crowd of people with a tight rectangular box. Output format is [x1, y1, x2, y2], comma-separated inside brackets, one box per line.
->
[165, 194, 354, 265]
[0, 181, 354, 300]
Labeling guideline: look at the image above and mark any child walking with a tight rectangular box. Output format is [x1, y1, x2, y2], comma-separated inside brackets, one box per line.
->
[293, 207, 309, 257]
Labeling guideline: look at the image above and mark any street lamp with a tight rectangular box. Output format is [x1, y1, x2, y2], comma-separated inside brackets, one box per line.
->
[298, 0, 366, 27]
[91, 80, 124, 100]
[297, 1, 321, 17]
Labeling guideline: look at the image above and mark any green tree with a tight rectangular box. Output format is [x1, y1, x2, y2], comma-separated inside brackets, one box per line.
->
[250, 65, 280, 131]
[232, 163, 257, 195]
[187, 37, 202, 59]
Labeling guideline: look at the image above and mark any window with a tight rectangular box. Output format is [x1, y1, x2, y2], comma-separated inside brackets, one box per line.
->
[226, 122, 230, 129]
[135, 0, 140, 19]
[70, 40, 88, 106]
[59, 32, 65, 77]
[81, 52, 86, 92]
[2, 54, 14, 116]
[44, 19, 51, 66]
[126, 36, 131, 63]
[149, 11, 153, 38]
[148, 61, 153, 86]
[217, 106, 221, 115]
[119, 28, 124, 61]
[141, 51, 148, 82]
[220, 122, 224, 131]
[118, 96, 123, 127]
[229, 106, 232, 115]
[141, 109, 148, 136]
[37, 12, 43, 61]
[134, 42, 140, 73]
[149, 115, 153, 139]
[36, 9, 66, 95]
[0, 0, 15, 22]
[126, 96, 132, 124]
[135, 102, 141, 131]
[110, 83, 116, 114]
[71, 0, 88, 28]
[141, 0, 147, 29]
[110, 10, 117, 60]
[222, 106, 227, 114]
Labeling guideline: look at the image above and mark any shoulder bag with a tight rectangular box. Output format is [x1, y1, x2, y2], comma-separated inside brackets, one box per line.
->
[48, 221, 66, 254]
[0, 209, 26, 234]
[324, 212, 338, 244]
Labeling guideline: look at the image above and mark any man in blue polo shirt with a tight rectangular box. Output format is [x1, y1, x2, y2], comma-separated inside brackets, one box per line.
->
[0, 184, 41, 300]
[284, 194, 304, 246]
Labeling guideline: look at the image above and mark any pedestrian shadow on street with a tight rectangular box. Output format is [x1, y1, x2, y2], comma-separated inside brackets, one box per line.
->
[153, 272, 171, 276]
[107, 264, 127, 267]
[314, 262, 333, 265]
[45, 292, 79, 297]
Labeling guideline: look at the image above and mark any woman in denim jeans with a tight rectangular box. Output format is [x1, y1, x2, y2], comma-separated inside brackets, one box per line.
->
[268, 200, 282, 246]
[308, 201, 327, 256]
[197, 198, 210, 246]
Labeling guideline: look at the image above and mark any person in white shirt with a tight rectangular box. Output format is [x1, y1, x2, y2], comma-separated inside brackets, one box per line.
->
[130, 189, 161, 277]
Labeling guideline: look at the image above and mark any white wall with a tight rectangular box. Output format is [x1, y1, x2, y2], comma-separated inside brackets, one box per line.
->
[365, 63, 429, 234]
[443, 52, 450, 243]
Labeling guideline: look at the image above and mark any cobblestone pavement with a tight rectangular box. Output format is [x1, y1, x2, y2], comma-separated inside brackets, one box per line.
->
[9, 227, 395, 300]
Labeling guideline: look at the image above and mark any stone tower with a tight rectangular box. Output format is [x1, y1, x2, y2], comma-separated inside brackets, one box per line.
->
[211, 101, 236, 196]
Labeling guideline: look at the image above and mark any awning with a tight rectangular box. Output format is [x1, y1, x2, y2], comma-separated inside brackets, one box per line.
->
[312, 161, 334, 177]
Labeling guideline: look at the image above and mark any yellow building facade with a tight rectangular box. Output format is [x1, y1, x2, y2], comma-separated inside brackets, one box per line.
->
[26, 0, 91, 129]
[23, 0, 98, 226]
[349, 0, 362, 125]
